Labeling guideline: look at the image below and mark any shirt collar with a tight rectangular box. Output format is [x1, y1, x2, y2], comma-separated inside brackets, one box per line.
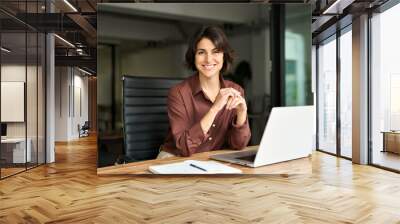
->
[191, 73, 227, 96]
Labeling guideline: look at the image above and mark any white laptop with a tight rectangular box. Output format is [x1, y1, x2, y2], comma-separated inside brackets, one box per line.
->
[210, 106, 314, 168]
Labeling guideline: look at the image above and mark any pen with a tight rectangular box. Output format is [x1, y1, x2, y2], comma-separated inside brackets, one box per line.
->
[189, 163, 207, 172]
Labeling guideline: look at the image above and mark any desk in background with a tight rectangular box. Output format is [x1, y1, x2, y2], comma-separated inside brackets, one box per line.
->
[382, 131, 400, 154]
[97, 146, 312, 175]
[1, 138, 32, 163]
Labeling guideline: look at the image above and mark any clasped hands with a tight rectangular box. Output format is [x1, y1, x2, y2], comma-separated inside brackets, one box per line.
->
[211, 88, 247, 114]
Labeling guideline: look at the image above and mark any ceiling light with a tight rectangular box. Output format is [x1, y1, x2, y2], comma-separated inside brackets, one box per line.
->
[63, 0, 78, 12]
[78, 67, 93, 76]
[322, 0, 354, 15]
[323, 0, 341, 14]
[76, 48, 86, 56]
[1, 47, 11, 53]
[54, 34, 75, 48]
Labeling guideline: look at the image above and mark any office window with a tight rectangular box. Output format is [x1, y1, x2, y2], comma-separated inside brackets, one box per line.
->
[371, 3, 400, 171]
[339, 28, 352, 158]
[284, 5, 312, 106]
[317, 36, 337, 154]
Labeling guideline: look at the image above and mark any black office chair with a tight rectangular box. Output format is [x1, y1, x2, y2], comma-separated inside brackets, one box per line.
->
[79, 121, 90, 138]
[121, 75, 183, 163]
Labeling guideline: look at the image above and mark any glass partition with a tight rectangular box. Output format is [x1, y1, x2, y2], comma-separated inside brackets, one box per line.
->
[27, 30, 38, 169]
[0, 1, 46, 179]
[38, 32, 45, 165]
[317, 35, 337, 155]
[339, 27, 352, 158]
[1, 30, 28, 177]
[371, 3, 400, 171]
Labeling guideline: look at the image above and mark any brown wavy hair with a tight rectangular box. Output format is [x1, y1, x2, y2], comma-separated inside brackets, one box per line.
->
[185, 26, 234, 75]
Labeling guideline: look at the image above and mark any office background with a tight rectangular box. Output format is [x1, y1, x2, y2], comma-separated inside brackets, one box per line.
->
[0, 4, 46, 178]
[314, 2, 400, 171]
[97, 3, 312, 168]
[0, 1, 97, 179]
[1, 1, 400, 222]
[0, 0, 398, 176]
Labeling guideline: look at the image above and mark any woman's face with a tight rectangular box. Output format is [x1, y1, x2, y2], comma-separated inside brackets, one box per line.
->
[195, 38, 224, 79]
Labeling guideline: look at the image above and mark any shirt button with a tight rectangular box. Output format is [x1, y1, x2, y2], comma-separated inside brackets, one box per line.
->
[212, 124, 216, 127]
[208, 137, 212, 141]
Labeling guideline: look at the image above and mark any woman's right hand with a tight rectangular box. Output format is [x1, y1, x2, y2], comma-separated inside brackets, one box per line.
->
[211, 88, 240, 112]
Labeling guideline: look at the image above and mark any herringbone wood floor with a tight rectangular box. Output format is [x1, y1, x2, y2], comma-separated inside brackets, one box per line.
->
[1, 135, 400, 223]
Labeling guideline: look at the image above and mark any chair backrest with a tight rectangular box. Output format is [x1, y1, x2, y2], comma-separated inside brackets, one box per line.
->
[122, 75, 183, 162]
[82, 121, 90, 129]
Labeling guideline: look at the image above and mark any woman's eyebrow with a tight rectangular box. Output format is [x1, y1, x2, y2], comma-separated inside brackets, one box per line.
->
[196, 48, 219, 51]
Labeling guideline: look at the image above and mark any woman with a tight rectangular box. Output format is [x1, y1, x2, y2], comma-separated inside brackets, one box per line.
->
[158, 26, 251, 158]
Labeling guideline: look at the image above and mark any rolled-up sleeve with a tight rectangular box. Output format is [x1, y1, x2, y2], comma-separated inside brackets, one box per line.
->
[167, 87, 209, 157]
[227, 116, 251, 150]
[227, 88, 251, 150]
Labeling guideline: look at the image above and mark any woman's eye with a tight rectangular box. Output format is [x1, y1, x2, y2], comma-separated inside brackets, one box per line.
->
[197, 51, 204, 55]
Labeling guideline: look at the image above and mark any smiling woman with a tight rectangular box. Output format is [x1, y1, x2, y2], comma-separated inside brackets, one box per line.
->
[159, 26, 251, 158]
[96, 3, 313, 168]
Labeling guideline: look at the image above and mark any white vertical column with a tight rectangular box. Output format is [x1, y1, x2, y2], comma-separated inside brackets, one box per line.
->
[46, 1, 55, 163]
[312, 45, 317, 151]
[46, 33, 55, 163]
[352, 14, 369, 164]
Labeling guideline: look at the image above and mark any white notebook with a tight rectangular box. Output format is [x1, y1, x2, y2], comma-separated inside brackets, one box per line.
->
[148, 160, 242, 174]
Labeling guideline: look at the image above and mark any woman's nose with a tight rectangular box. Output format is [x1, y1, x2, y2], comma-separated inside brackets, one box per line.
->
[204, 53, 212, 62]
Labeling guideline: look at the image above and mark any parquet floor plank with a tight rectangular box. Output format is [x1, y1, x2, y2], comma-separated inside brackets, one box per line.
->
[1, 135, 400, 223]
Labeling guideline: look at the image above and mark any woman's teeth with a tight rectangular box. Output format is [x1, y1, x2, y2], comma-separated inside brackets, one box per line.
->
[203, 64, 215, 70]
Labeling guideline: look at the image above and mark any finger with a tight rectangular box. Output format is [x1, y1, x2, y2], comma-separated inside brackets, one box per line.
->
[228, 96, 237, 110]
[233, 95, 246, 109]
[220, 88, 231, 93]
[219, 89, 227, 96]
[229, 88, 241, 96]
[229, 93, 240, 109]
[221, 88, 241, 104]
[225, 88, 235, 96]
[226, 96, 234, 109]
[221, 91, 235, 99]
[222, 88, 240, 97]
[230, 99, 241, 110]
[230, 98, 242, 110]
[230, 93, 242, 107]
[228, 96, 240, 110]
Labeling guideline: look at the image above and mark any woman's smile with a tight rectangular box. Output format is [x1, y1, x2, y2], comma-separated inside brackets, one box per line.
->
[202, 64, 217, 70]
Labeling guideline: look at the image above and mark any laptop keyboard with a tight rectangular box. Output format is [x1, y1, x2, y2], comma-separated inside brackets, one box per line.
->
[236, 154, 256, 162]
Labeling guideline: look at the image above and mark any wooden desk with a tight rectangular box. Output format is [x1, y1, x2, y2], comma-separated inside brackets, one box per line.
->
[382, 131, 400, 154]
[97, 146, 312, 175]
[1, 138, 32, 163]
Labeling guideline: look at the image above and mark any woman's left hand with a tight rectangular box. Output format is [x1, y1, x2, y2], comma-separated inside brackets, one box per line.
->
[226, 88, 247, 114]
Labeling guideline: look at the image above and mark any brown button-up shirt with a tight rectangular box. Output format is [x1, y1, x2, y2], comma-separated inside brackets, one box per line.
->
[162, 74, 251, 157]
